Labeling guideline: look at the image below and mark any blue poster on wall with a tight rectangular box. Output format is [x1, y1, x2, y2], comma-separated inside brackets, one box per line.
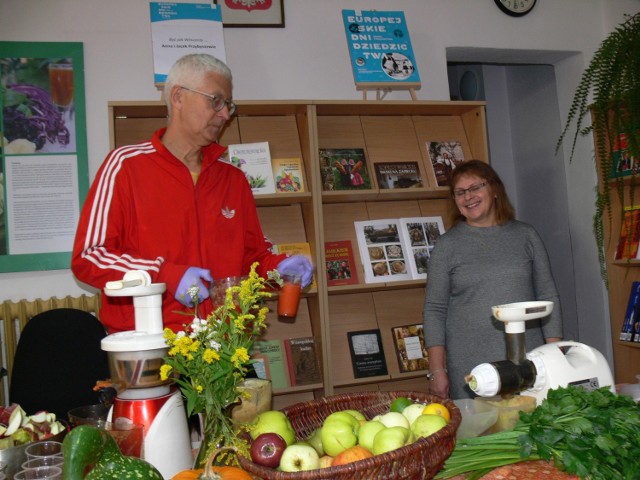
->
[150, 2, 226, 86]
[342, 9, 421, 88]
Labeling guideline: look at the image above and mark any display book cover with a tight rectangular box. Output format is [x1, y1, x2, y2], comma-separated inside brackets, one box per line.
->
[347, 329, 388, 379]
[324, 240, 359, 286]
[614, 205, 640, 260]
[249, 339, 290, 390]
[354, 216, 445, 283]
[272, 157, 305, 193]
[283, 337, 322, 386]
[273, 242, 317, 290]
[621, 281, 640, 342]
[391, 324, 429, 373]
[318, 148, 372, 191]
[610, 133, 638, 178]
[341, 9, 420, 86]
[425, 140, 466, 188]
[226, 141, 276, 195]
[374, 161, 424, 189]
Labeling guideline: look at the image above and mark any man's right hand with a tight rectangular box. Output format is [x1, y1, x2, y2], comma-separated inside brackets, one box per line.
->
[175, 267, 213, 307]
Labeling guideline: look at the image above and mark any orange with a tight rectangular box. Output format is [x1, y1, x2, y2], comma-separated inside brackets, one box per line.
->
[422, 402, 451, 422]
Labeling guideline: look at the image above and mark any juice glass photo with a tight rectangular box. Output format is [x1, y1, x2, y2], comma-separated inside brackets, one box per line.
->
[48, 62, 74, 119]
[277, 273, 302, 318]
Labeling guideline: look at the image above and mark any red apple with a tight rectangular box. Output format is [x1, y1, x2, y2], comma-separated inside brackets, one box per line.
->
[250, 432, 287, 468]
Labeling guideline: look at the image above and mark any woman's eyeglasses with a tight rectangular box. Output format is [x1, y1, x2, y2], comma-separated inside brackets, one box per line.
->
[180, 85, 237, 115]
[452, 182, 488, 198]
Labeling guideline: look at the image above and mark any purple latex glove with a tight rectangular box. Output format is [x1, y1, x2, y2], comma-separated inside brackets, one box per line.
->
[277, 255, 314, 288]
[175, 267, 213, 307]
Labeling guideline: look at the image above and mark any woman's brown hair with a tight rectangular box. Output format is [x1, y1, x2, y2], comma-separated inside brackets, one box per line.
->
[448, 160, 515, 226]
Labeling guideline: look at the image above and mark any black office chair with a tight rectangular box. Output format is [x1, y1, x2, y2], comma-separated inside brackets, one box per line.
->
[9, 308, 111, 421]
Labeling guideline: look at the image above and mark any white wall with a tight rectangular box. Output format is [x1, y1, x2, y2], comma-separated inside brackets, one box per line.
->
[0, 1, 638, 345]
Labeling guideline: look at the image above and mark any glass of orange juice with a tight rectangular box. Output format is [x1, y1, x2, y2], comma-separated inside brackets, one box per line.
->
[277, 273, 302, 318]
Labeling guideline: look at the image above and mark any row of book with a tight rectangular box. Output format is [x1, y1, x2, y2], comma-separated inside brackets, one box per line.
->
[251, 325, 430, 389]
[227, 140, 467, 196]
[250, 337, 323, 390]
[621, 281, 640, 342]
[278, 213, 446, 290]
[348, 325, 429, 379]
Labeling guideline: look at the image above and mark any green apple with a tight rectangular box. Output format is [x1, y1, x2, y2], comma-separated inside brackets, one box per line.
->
[305, 427, 324, 457]
[372, 426, 411, 455]
[341, 409, 366, 422]
[373, 411, 410, 429]
[401, 403, 427, 426]
[320, 412, 360, 456]
[279, 443, 320, 472]
[410, 414, 447, 439]
[250, 410, 296, 446]
[357, 420, 386, 453]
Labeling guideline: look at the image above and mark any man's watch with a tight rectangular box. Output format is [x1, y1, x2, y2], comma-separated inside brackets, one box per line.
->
[426, 368, 448, 381]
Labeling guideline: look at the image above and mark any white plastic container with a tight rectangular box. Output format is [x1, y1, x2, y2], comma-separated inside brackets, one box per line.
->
[453, 399, 499, 439]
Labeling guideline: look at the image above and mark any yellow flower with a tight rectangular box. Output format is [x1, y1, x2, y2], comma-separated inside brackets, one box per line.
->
[160, 364, 172, 381]
[231, 347, 250, 368]
[203, 348, 220, 364]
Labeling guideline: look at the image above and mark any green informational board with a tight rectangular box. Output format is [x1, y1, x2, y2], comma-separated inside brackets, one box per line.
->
[0, 41, 89, 272]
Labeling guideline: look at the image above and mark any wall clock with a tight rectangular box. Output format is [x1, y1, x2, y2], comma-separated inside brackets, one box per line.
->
[494, 0, 537, 17]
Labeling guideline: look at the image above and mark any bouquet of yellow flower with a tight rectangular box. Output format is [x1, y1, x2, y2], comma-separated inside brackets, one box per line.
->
[161, 262, 282, 466]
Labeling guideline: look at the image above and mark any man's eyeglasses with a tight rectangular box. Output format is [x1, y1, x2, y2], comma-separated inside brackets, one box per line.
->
[180, 86, 237, 115]
[452, 182, 488, 198]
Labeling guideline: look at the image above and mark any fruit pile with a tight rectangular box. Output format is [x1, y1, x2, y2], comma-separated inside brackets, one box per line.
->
[248, 397, 451, 472]
[0, 403, 66, 449]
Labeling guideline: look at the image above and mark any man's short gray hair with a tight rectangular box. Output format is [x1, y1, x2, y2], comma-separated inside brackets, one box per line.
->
[164, 54, 233, 110]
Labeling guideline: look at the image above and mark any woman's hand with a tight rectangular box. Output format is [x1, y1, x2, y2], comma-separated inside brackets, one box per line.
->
[427, 369, 449, 398]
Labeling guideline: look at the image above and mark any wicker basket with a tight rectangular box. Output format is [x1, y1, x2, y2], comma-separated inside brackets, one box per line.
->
[238, 391, 461, 480]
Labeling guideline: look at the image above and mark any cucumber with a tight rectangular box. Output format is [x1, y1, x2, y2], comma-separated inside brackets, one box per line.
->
[63, 425, 163, 479]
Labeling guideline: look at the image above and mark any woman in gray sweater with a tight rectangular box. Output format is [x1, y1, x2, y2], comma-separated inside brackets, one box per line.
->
[423, 160, 563, 399]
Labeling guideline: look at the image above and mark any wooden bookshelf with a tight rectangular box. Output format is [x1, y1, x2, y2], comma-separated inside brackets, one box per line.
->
[108, 99, 489, 406]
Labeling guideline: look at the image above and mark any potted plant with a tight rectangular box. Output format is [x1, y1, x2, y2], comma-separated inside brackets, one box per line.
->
[558, 12, 640, 283]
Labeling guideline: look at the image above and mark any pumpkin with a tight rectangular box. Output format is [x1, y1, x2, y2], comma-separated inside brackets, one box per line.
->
[171, 466, 253, 480]
[172, 446, 253, 480]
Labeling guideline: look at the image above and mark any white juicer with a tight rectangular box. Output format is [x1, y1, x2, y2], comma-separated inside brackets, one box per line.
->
[101, 270, 193, 478]
[467, 301, 615, 404]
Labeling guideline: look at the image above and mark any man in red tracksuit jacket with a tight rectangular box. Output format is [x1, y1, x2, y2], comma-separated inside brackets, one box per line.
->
[71, 54, 313, 333]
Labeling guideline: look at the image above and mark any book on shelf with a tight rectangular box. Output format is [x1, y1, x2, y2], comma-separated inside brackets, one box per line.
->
[273, 242, 317, 289]
[347, 329, 388, 379]
[621, 282, 640, 342]
[610, 133, 639, 178]
[425, 141, 465, 187]
[354, 216, 445, 283]
[391, 324, 429, 373]
[373, 161, 424, 189]
[614, 205, 640, 260]
[283, 336, 322, 386]
[398, 217, 445, 280]
[250, 339, 290, 390]
[272, 157, 305, 193]
[318, 148, 372, 191]
[324, 240, 359, 286]
[226, 141, 276, 195]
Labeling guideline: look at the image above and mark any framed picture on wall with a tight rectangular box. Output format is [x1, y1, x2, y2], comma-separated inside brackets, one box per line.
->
[0, 41, 89, 272]
[217, 0, 284, 28]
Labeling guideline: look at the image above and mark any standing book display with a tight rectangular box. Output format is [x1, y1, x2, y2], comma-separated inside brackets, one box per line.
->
[342, 9, 421, 100]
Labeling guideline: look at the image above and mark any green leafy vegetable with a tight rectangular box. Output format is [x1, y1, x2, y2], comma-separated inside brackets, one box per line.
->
[436, 385, 640, 480]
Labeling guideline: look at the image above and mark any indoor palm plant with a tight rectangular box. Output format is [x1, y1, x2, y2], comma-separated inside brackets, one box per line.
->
[558, 11, 640, 283]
